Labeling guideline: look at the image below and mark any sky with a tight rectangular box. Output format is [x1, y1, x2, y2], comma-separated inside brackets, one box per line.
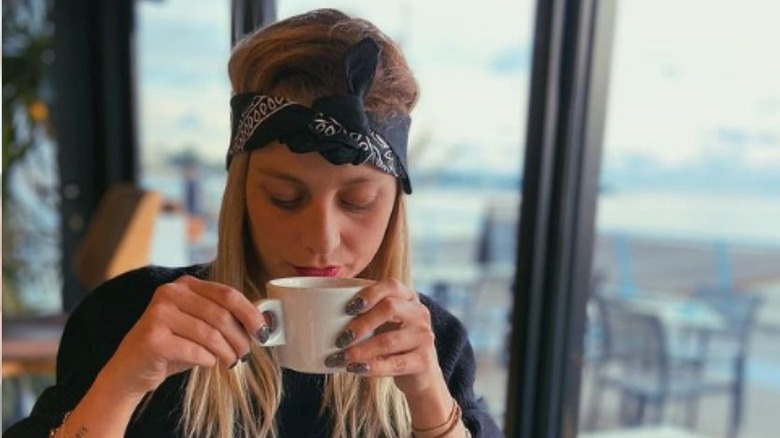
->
[136, 0, 780, 193]
[604, 0, 780, 171]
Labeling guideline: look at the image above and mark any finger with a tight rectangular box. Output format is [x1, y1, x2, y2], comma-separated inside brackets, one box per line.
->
[167, 306, 242, 367]
[345, 278, 417, 316]
[338, 298, 429, 349]
[165, 335, 218, 370]
[178, 275, 267, 341]
[342, 328, 434, 364]
[346, 350, 431, 377]
[170, 284, 253, 359]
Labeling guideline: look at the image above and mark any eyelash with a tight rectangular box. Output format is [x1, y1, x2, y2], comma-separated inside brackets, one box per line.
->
[270, 196, 303, 210]
[341, 199, 374, 212]
[269, 196, 374, 212]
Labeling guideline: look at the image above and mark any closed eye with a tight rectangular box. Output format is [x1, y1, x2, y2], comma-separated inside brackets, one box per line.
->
[270, 196, 304, 210]
[341, 198, 376, 212]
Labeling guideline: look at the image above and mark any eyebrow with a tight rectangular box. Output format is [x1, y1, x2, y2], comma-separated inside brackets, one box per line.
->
[254, 168, 303, 184]
[254, 167, 377, 186]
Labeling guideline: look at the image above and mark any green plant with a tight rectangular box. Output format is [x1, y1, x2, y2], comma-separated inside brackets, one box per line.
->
[2, 0, 60, 314]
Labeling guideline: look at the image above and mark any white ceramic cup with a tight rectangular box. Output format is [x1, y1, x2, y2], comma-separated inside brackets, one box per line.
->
[256, 276, 375, 374]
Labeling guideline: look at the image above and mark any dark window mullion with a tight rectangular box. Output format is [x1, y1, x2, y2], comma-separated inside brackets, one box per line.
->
[232, 0, 277, 47]
[504, 0, 617, 437]
[559, 1, 619, 436]
[55, 0, 137, 311]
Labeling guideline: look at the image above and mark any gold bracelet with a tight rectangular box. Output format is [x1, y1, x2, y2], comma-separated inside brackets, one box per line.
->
[412, 398, 462, 438]
[48, 411, 72, 438]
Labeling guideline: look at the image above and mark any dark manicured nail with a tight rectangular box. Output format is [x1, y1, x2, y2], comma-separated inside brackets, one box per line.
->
[257, 326, 270, 344]
[240, 352, 252, 363]
[325, 351, 347, 368]
[263, 311, 277, 332]
[335, 329, 355, 349]
[228, 359, 239, 369]
[345, 297, 366, 316]
[346, 362, 370, 374]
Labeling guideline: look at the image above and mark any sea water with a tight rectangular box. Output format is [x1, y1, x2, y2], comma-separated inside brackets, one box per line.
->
[143, 171, 780, 266]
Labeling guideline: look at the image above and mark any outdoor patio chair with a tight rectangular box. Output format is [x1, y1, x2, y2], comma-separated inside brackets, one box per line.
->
[681, 287, 763, 438]
[584, 295, 744, 436]
[73, 183, 162, 291]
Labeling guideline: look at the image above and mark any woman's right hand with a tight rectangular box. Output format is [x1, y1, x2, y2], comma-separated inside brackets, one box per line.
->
[100, 275, 268, 399]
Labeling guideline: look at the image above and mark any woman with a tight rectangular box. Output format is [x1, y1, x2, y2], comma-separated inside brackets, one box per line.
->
[6, 9, 501, 438]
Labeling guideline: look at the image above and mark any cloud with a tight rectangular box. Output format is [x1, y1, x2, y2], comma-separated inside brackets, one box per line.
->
[139, 0, 536, 170]
[137, 0, 231, 164]
[138, 81, 231, 162]
[604, 0, 780, 170]
[137, 0, 780, 186]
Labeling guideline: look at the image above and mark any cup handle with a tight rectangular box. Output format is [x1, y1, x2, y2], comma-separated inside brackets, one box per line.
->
[256, 299, 286, 346]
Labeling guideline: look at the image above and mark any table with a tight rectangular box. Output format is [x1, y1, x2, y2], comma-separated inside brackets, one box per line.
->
[580, 425, 710, 438]
[620, 296, 726, 332]
[3, 313, 68, 377]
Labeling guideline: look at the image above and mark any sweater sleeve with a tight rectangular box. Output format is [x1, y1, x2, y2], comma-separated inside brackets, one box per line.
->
[421, 295, 504, 438]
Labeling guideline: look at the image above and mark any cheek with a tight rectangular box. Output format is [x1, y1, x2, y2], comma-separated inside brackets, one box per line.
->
[346, 207, 394, 259]
[246, 205, 290, 261]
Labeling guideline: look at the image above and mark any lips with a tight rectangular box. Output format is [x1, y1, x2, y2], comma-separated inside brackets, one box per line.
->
[293, 266, 341, 277]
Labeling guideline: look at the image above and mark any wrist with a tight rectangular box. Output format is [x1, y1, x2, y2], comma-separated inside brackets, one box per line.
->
[93, 365, 149, 407]
[53, 369, 146, 438]
[405, 377, 454, 430]
[411, 397, 467, 438]
[98, 357, 154, 403]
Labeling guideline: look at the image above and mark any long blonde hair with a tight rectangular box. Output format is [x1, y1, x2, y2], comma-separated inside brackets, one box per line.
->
[181, 9, 419, 438]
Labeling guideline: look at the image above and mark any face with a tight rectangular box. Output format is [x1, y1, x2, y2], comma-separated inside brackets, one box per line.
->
[245, 143, 398, 279]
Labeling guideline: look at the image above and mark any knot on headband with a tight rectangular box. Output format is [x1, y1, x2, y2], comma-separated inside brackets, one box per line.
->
[227, 37, 412, 193]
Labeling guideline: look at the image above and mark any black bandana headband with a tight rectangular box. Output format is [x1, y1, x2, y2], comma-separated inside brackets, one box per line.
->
[226, 38, 412, 194]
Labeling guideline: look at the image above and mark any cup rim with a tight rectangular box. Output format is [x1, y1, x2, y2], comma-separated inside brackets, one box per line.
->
[267, 276, 375, 290]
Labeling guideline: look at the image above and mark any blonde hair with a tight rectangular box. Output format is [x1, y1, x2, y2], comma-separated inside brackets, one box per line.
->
[181, 8, 419, 438]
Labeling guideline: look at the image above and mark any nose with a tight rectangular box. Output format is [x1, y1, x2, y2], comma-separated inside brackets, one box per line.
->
[299, 201, 341, 256]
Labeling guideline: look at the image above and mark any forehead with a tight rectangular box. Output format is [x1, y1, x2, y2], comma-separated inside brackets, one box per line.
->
[247, 142, 396, 188]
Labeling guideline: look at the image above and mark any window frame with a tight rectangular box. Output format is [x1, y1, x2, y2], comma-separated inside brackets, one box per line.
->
[55, 0, 138, 311]
[504, 0, 617, 437]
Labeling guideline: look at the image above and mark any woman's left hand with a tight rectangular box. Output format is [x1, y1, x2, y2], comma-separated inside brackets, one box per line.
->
[327, 278, 468, 433]
[325, 278, 445, 399]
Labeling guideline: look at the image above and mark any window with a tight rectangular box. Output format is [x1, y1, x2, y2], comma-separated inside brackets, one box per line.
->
[578, 1, 780, 437]
[137, 0, 231, 266]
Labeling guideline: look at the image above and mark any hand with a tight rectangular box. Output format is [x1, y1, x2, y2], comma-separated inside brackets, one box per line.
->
[101, 275, 268, 399]
[325, 278, 445, 399]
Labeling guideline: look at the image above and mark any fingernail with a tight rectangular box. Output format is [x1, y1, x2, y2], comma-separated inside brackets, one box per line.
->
[346, 362, 370, 374]
[335, 329, 355, 349]
[325, 351, 347, 368]
[263, 311, 277, 332]
[345, 297, 366, 316]
[257, 326, 270, 344]
[228, 359, 239, 369]
[240, 352, 252, 363]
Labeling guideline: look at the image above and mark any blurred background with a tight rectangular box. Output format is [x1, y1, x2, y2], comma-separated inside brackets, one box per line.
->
[3, 1, 779, 437]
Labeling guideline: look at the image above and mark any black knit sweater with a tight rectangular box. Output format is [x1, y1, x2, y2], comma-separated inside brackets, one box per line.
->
[4, 265, 503, 437]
